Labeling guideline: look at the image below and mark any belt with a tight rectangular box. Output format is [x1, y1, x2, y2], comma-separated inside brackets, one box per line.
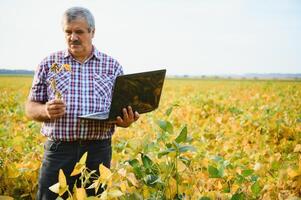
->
[48, 138, 111, 145]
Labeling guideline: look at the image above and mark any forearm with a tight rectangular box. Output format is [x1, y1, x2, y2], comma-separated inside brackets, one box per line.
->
[25, 100, 50, 122]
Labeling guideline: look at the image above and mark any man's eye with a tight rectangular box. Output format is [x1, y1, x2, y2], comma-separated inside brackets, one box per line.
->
[75, 30, 84, 34]
[65, 31, 72, 35]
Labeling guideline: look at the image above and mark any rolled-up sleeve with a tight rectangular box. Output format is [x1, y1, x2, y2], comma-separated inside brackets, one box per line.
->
[28, 62, 48, 102]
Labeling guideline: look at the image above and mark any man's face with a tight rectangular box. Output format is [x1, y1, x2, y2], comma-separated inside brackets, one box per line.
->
[63, 17, 95, 58]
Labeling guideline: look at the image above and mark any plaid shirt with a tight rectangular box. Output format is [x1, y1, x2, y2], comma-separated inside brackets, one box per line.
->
[29, 46, 123, 141]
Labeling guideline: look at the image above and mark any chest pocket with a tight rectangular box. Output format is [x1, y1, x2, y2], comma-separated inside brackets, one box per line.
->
[93, 73, 115, 111]
[46, 72, 71, 100]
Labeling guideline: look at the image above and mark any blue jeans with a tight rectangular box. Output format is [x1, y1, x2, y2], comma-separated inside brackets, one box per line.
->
[36, 138, 112, 200]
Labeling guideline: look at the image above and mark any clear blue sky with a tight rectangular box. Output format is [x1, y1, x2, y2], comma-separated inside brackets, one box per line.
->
[0, 0, 300, 75]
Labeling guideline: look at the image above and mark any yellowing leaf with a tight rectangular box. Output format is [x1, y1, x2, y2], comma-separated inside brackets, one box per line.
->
[120, 181, 127, 193]
[126, 186, 136, 193]
[55, 91, 62, 100]
[99, 164, 112, 182]
[94, 178, 102, 194]
[99, 190, 108, 200]
[167, 177, 177, 198]
[7, 164, 20, 178]
[177, 160, 187, 172]
[50, 63, 59, 73]
[217, 180, 223, 190]
[294, 144, 301, 153]
[287, 168, 301, 178]
[49, 169, 68, 196]
[128, 139, 141, 151]
[59, 186, 68, 196]
[75, 188, 87, 200]
[253, 162, 261, 171]
[216, 116, 222, 124]
[49, 182, 60, 194]
[71, 153, 87, 176]
[59, 169, 67, 188]
[231, 184, 240, 193]
[79, 152, 88, 165]
[12, 136, 24, 153]
[62, 64, 71, 72]
[87, 179, 102, 194]
[126, 172, 138, 187]
[117, 168, 127, 177]
[71, 163, 85, 176]
[86, 197, 100, 200]
[107, 188, 123, 198]
[201, 158, 209, 167]
[0, 195, 14, 200]
[142, 185, 150, 198]
[169, 152, 177, 158]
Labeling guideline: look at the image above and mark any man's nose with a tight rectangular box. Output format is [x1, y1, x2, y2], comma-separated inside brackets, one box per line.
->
[70, 33, 78, 41]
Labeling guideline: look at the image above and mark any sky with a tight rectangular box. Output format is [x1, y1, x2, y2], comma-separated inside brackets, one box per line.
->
[0, 0, 300, 76]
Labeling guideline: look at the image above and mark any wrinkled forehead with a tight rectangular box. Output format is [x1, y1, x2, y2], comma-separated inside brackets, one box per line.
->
[62, 17, 90, 30]
[62, 16, 88, 26]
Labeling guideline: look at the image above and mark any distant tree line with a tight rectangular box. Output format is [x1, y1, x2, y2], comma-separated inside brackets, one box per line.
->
[0, 69, 34, 75]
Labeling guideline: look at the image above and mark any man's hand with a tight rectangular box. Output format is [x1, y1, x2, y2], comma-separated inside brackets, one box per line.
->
[45, 99, 66, 120]
[116, 106, 139, 128]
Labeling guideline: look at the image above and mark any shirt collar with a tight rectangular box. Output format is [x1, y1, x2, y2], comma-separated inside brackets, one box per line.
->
[63, 45, 101, 61]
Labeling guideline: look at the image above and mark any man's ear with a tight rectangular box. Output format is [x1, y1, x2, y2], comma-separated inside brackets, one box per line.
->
[91, 29, 95, 38]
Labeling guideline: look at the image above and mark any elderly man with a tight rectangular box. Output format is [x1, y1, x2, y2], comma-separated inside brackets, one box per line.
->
[25, 7, 139, 199]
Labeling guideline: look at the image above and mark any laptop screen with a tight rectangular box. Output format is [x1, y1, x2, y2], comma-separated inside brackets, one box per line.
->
[108, 69, 166, 120]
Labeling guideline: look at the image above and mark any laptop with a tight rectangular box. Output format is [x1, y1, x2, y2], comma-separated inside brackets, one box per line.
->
[78, 69, 166, 121]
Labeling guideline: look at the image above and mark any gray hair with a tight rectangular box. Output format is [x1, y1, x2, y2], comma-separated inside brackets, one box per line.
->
[62, 7, 95, 32]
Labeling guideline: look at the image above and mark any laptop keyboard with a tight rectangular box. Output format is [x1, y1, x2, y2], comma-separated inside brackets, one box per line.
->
[92, 113, 109, 119]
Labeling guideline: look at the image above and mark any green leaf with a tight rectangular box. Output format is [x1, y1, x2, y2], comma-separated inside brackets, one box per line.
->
[165, 143, 172, 148]
[179, 156, 190, 166]
[222, 160, 231, 168]
[128, 159, 140, 168]
[242, 169, 254, 177]
[271, 161, 280, 170]
[143, 174, 162, 187]
[178, 145, 196, 153]
[157, 120, 173, 134]
[158, 148, 175, 158]
[236, 174, 246, 184]
[251, 181, 261, 196]
[115, 140, 127, 152]
[127, 192, 143, 200]
[128, 159, 143, 179]
[175, 125, 187, 143]
[212, 155, 224, 163]
[217, 166, 224, 177]
[172, 141, 180, 149]
[231, 192, 245, 200]
[199, 197, 211, 200]
[174, 194, 185, 200]
[141, 154, 153, 170]
[165, 107, 173, 116]
[251, 174, 259, 182]
[223, 185, 230, 193]
[165, 104, 179, 117]
[133, 167, 143, 179]
[143, 142, 157, 153]
[141, 154, 159, 175]
[208, 165, 221, 178]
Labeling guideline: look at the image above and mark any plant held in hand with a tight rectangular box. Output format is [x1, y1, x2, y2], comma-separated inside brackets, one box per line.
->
[49, 63, 71, 99]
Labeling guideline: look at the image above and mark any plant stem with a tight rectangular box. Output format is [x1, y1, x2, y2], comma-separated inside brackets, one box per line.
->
[175, 154, 179, 196]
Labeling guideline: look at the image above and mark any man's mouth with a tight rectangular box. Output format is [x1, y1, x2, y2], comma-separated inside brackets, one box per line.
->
[71, 41, 81, 46]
